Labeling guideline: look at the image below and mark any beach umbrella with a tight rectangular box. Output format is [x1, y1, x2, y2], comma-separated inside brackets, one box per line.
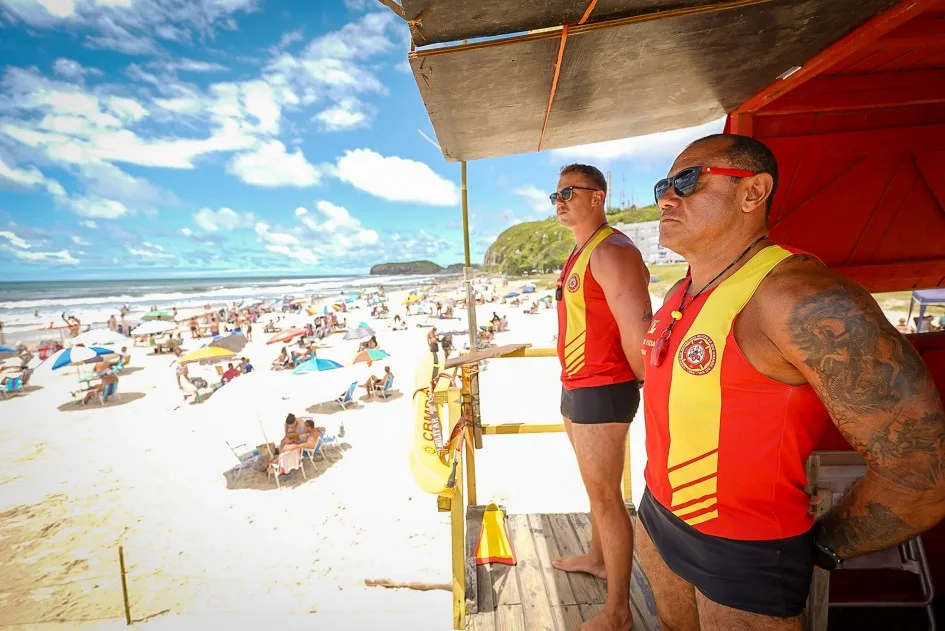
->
[505, 291, 520, 298]
[131, 321, 177, 336]
[141, 310, 176, 321]
[50, 346, 115, 370]
[293, 358, 343, 374]
[267, 328, 306, 345]
[0, 345, 16, 361]
[71, 329, 129, 347]
[206, 332, 247, 354]
[179, 347, 235, 365]
[343, 326, 375, 341]
[352, 349, 390, 366]
[539, 295, 554, 303]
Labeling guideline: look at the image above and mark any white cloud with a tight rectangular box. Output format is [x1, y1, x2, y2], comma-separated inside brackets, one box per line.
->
[343, 0, 369, 9]
[53, 57, 103, 80]
[160, 58, 228, 73]
[180, 227, 193, 236]
[79, 219, 97, 228]
[264, 244, 318, 265]
[0, 230, 79, 264]
[515, 184, 550, 213]
[0, 0, 257, 55]
[298, 200, 379, 245]
[0, 230, 30, 249]
[255, 221, 299, 245]
[0, 156, 47, 188]
[71, 234, 91, 246]
[294, 206, 307, 216]
[127, 242, 174, 260]
[335, 149, 459, 206]
[263, 12, 401, 129]
[241, 80, 280, 134]
[67, 196, 128, 218]
[551, 118, 726, 162]
[193, 207, 254, 232]
[315, 97, 369, 131]
[227, 140, 321, 187]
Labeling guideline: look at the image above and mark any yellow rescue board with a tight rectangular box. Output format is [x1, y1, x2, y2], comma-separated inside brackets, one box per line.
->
[409, 350, 454, 496]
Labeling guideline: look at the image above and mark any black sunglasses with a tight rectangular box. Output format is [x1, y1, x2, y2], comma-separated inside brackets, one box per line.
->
[549, 186, 600, 205]
[654, 166, 756, 204]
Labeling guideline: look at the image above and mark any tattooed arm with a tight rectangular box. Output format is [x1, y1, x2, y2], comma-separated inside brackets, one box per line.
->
[764, 265, 945, 559]
[592, 234, 653, 380]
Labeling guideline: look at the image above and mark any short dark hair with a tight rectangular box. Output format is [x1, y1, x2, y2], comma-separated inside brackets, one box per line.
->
[304, 420, 315, 429]
[286, 413, 296, 424]
[559, 164, 607, 196]
[227, 362, 233, 368]
[688, 134, 778, 218]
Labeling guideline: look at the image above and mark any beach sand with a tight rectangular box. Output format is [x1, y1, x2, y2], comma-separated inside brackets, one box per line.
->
[0, 284, 650, 630]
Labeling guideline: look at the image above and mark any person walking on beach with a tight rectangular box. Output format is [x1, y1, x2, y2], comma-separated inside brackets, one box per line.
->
[552, 163, 652, 631]
[639, 134, 945, 629]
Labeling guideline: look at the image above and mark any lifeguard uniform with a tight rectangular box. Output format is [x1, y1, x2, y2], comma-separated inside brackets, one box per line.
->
[557, 225, 639, 423]
[639, 245, 832, 617]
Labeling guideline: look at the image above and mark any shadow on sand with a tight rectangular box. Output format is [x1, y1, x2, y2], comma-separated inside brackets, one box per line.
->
[223, 443, 352, 490]
[57, 391, 146, 412]
[305, 400, 360, 414]
[357, 390, 403, 403]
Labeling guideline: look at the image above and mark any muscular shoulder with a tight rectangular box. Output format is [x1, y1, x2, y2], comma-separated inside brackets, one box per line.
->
[752, 254, 879, 335]
[591, 233, 645, 274]
[751, 253, 908, 379]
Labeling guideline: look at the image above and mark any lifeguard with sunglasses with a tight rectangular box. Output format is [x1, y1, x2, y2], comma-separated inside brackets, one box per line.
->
[638, 134, 945, 630]
[550, 164, 652, 631]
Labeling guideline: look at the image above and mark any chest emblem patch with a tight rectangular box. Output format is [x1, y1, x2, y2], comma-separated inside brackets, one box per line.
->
[567, 272, 581, 293]
[678, 334, 717, 376]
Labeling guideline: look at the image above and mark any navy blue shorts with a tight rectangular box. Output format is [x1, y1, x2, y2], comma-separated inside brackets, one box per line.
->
[560, 380, 639, 423]
[638, 488, 814, 618]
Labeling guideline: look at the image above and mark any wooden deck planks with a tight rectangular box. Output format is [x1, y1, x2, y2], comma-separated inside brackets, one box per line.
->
[468, 509, 658, 631]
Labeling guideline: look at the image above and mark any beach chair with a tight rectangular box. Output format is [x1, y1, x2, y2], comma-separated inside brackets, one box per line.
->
[335, 381, 358, 410]
[371, 375, 394, 399]
[97, 381, 121, 405]
[301, 434, 326, 468]
[226, 441, 256, 479]
[268, 449, 305, 488]
[0, 376, 22, 400]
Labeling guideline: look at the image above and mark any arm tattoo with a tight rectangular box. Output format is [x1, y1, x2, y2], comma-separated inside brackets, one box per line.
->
[789, 288, 945, 492]
[789, 286, 945, 557]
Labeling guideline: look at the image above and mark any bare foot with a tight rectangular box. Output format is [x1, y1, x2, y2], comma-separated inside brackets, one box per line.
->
[577, 607, 633, 631]
[551, 554, 607, 580]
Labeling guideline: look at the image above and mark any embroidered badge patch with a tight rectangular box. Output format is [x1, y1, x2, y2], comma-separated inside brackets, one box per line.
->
[678, 334, 717, 376]
[567, 272, 581, 293]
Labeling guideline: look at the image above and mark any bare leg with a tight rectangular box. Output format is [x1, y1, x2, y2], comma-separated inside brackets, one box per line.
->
[552, 416, 606, 579]
[572, 421, 635, 631]
[634, 514, 700, 631]
[696, 590, 802, 631]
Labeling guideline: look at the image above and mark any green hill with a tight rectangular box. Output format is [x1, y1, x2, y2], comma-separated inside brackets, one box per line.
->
[483, 204, 660, 275]
[369, 260, 444, 275]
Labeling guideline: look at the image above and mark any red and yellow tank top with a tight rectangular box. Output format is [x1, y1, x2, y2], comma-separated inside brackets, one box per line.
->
[641, 245, 831, 540]
[557, 226, 636, 390]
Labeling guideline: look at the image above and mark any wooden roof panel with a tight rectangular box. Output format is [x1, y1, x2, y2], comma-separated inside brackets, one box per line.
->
[410, 0, 901, 162]
[400, 0, 732, 47]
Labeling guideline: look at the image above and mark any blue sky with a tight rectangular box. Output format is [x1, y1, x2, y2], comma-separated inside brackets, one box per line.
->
[0, 0, 723, 280]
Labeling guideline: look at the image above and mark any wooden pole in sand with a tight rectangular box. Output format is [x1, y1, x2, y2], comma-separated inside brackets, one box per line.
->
[118, 545, 132, 625]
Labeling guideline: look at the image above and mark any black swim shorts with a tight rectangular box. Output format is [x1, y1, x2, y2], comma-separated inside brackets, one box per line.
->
[560, 380, 640, 424]
[638, 488, 814, 618]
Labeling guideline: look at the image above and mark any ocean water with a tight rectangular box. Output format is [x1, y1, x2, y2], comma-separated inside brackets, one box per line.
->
[0, 273, 436, 339]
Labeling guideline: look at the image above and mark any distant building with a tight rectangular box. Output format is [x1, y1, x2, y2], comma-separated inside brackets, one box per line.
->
[613, 221, 685, 265]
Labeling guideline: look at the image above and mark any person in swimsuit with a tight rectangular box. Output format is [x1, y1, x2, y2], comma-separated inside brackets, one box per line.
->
[638, 133, 945, 630]
[551, 163, 652, 631]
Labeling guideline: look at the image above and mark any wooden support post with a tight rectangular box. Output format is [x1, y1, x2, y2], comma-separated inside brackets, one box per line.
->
[803, 455, 831, 631]
[118, 545, 131, 625]
[465, 427, 477, 505]
[452, 450, 466, 629]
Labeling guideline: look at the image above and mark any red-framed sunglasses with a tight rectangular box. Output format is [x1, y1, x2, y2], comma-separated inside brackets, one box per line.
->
[654, 166, 756, 204]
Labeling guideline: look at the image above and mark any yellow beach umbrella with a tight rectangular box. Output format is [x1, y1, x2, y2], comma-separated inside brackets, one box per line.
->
[179, 347, 236, 365]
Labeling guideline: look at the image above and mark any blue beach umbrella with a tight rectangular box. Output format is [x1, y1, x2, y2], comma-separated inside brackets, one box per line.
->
[50, 346, 115, 370]
[0, 345, 15, 353]
[292, 358, 343, 374]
